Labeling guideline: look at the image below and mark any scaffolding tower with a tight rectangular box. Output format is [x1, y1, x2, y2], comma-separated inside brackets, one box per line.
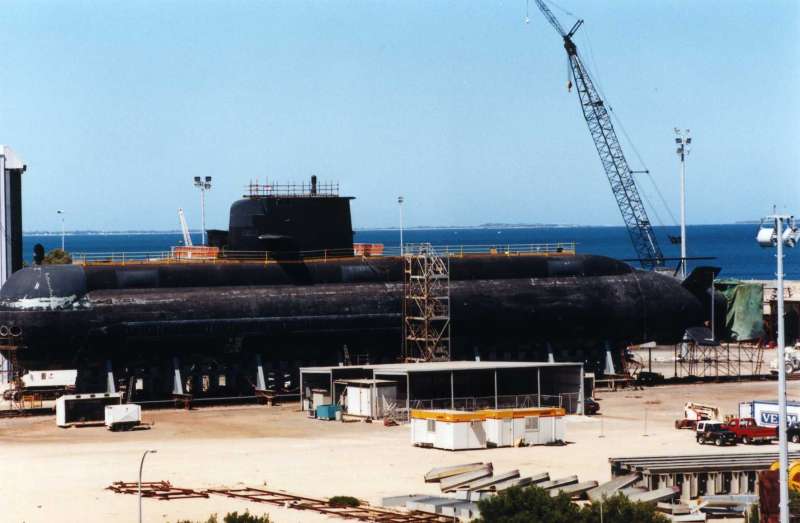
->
[402, 244, 451, 362]
[674, 341, 766, 379]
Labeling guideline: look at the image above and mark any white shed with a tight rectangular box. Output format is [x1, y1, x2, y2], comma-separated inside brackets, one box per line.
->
[483, 407, 566, 447]
[410, 410, 488, 450]
[341, 379, 397, 418]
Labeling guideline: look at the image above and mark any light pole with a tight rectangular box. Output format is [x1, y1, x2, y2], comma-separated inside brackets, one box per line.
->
[757, 213, 799, 523]
[138, 449, 158, 523]
[674, 129, 691, 279]
[398, 196, 405, 256]
[56, 210, 65, 251]
[193, 176, 212, 245]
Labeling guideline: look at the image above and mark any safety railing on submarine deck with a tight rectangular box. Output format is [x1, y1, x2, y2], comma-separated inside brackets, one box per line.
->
[70, 242, 577, 266]
[386, 242, 576, 257]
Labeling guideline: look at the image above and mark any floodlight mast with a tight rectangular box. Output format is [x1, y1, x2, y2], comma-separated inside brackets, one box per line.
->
[193, 176, 212, 246]
[532, 0, 665, 270]
[758, 213, 799, 523]
[675, 129, 691, 279]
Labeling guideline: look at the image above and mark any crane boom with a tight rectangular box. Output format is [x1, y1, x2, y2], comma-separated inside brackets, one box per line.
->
[178, 208, 193, 247]
[533, 0, 664, 269]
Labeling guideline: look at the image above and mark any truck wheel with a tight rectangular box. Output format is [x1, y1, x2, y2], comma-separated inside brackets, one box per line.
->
[696, 437, 702, 444]
[792, 434, 800, 444]
[715, 438, 723, 446]
[742, 436, 750, 445]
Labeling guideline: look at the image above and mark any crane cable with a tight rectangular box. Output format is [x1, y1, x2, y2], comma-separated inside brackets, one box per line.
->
[579, 26, 679, 227]
[527, 0, 677, 228]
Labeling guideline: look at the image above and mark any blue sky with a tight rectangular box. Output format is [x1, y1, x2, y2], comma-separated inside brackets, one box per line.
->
[1, 1, 798, 231]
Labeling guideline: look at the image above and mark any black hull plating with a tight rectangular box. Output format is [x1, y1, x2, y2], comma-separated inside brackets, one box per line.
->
[0, 254, 708, 370]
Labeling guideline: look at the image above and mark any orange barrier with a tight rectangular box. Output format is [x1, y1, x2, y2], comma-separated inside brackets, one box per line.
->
[353, 243, 384, 256]
[172, 246, 220, 260]
[411, 407, 566, 423]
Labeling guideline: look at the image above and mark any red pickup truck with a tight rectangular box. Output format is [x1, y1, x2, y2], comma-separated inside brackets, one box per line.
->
[723, 418, 777, 444]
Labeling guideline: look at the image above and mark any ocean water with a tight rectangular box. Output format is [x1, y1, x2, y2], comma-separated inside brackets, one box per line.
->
[22, 223, 798, 281]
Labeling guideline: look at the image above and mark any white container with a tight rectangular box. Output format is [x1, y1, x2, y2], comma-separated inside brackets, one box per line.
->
[410, 410, 487, 450]
[21, 369, 77, 389]
[310, 389, 331, 410]
[104, 404, 142, 430]
[483, 408, 566, 447]
[740, 400, 800, 427]
[55, 392, 122, 427]
[343, 379, 397, 418]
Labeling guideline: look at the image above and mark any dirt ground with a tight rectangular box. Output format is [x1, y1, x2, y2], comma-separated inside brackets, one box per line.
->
[1, 380, 798, 523]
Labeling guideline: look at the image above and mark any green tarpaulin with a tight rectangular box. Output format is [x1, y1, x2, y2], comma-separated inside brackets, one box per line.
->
[716, 280, 764, 341]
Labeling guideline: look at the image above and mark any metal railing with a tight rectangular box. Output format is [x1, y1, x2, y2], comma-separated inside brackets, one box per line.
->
[71, 242, 577, 266]
[245, 180, 339, 198]
[391, 242, 576, 257]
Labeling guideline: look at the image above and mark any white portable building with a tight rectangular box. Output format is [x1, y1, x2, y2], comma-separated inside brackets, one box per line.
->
[342, 379, 397, 418]
[411, 410, 488, 450]
[482, 407, 566, 447]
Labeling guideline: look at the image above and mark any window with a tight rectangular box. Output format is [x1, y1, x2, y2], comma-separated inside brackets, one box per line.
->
[524, 416, 539, 431]
[427, 420, 436, 432]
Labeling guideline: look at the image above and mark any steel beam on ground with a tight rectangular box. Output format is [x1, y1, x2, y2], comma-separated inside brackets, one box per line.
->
[549, 480, 598, 498]
[424, 463, 486, 483]
[538, 475, 578, 490]
[440, 467, 493, 492]
[463, 470, 520, 492]
[587, 473, 641, 501]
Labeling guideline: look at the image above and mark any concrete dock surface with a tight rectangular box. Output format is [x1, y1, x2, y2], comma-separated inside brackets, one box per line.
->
[1, 380, 797, 522]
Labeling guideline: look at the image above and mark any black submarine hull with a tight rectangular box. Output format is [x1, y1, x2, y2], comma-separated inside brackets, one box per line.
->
[0, 254, 709, 371]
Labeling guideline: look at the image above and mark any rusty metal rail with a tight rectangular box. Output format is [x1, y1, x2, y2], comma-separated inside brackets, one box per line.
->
[107, 481, 453, 522]
[205, 487, 452, 522]
[106, 481, 209, 500]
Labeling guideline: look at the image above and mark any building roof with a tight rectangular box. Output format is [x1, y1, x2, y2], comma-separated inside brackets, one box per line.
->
[300, 360, 582, 375]
[334, 378, 396, 386]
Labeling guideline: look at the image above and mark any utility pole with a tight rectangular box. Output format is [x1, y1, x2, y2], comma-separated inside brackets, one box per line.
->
[757, 212, 799, 523]
[57, 210, 65, 251]
[193, 176, 212, 245]
[138, 449, 158, 523]
[675, 129, 691, 279]
[398, 196, 405, 256]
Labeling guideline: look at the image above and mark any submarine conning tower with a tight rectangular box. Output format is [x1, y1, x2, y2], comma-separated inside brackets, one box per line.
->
[208, 176, 355, 256]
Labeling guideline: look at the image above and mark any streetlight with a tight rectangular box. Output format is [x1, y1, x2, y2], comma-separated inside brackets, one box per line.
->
[138, 449, 158, 523]
[56, 210, 65, 251]
[193, 176, 212, 245]
[756, 212, 800, 523]
[674, 128, 691, 279]
[398, 196, 405, 256]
